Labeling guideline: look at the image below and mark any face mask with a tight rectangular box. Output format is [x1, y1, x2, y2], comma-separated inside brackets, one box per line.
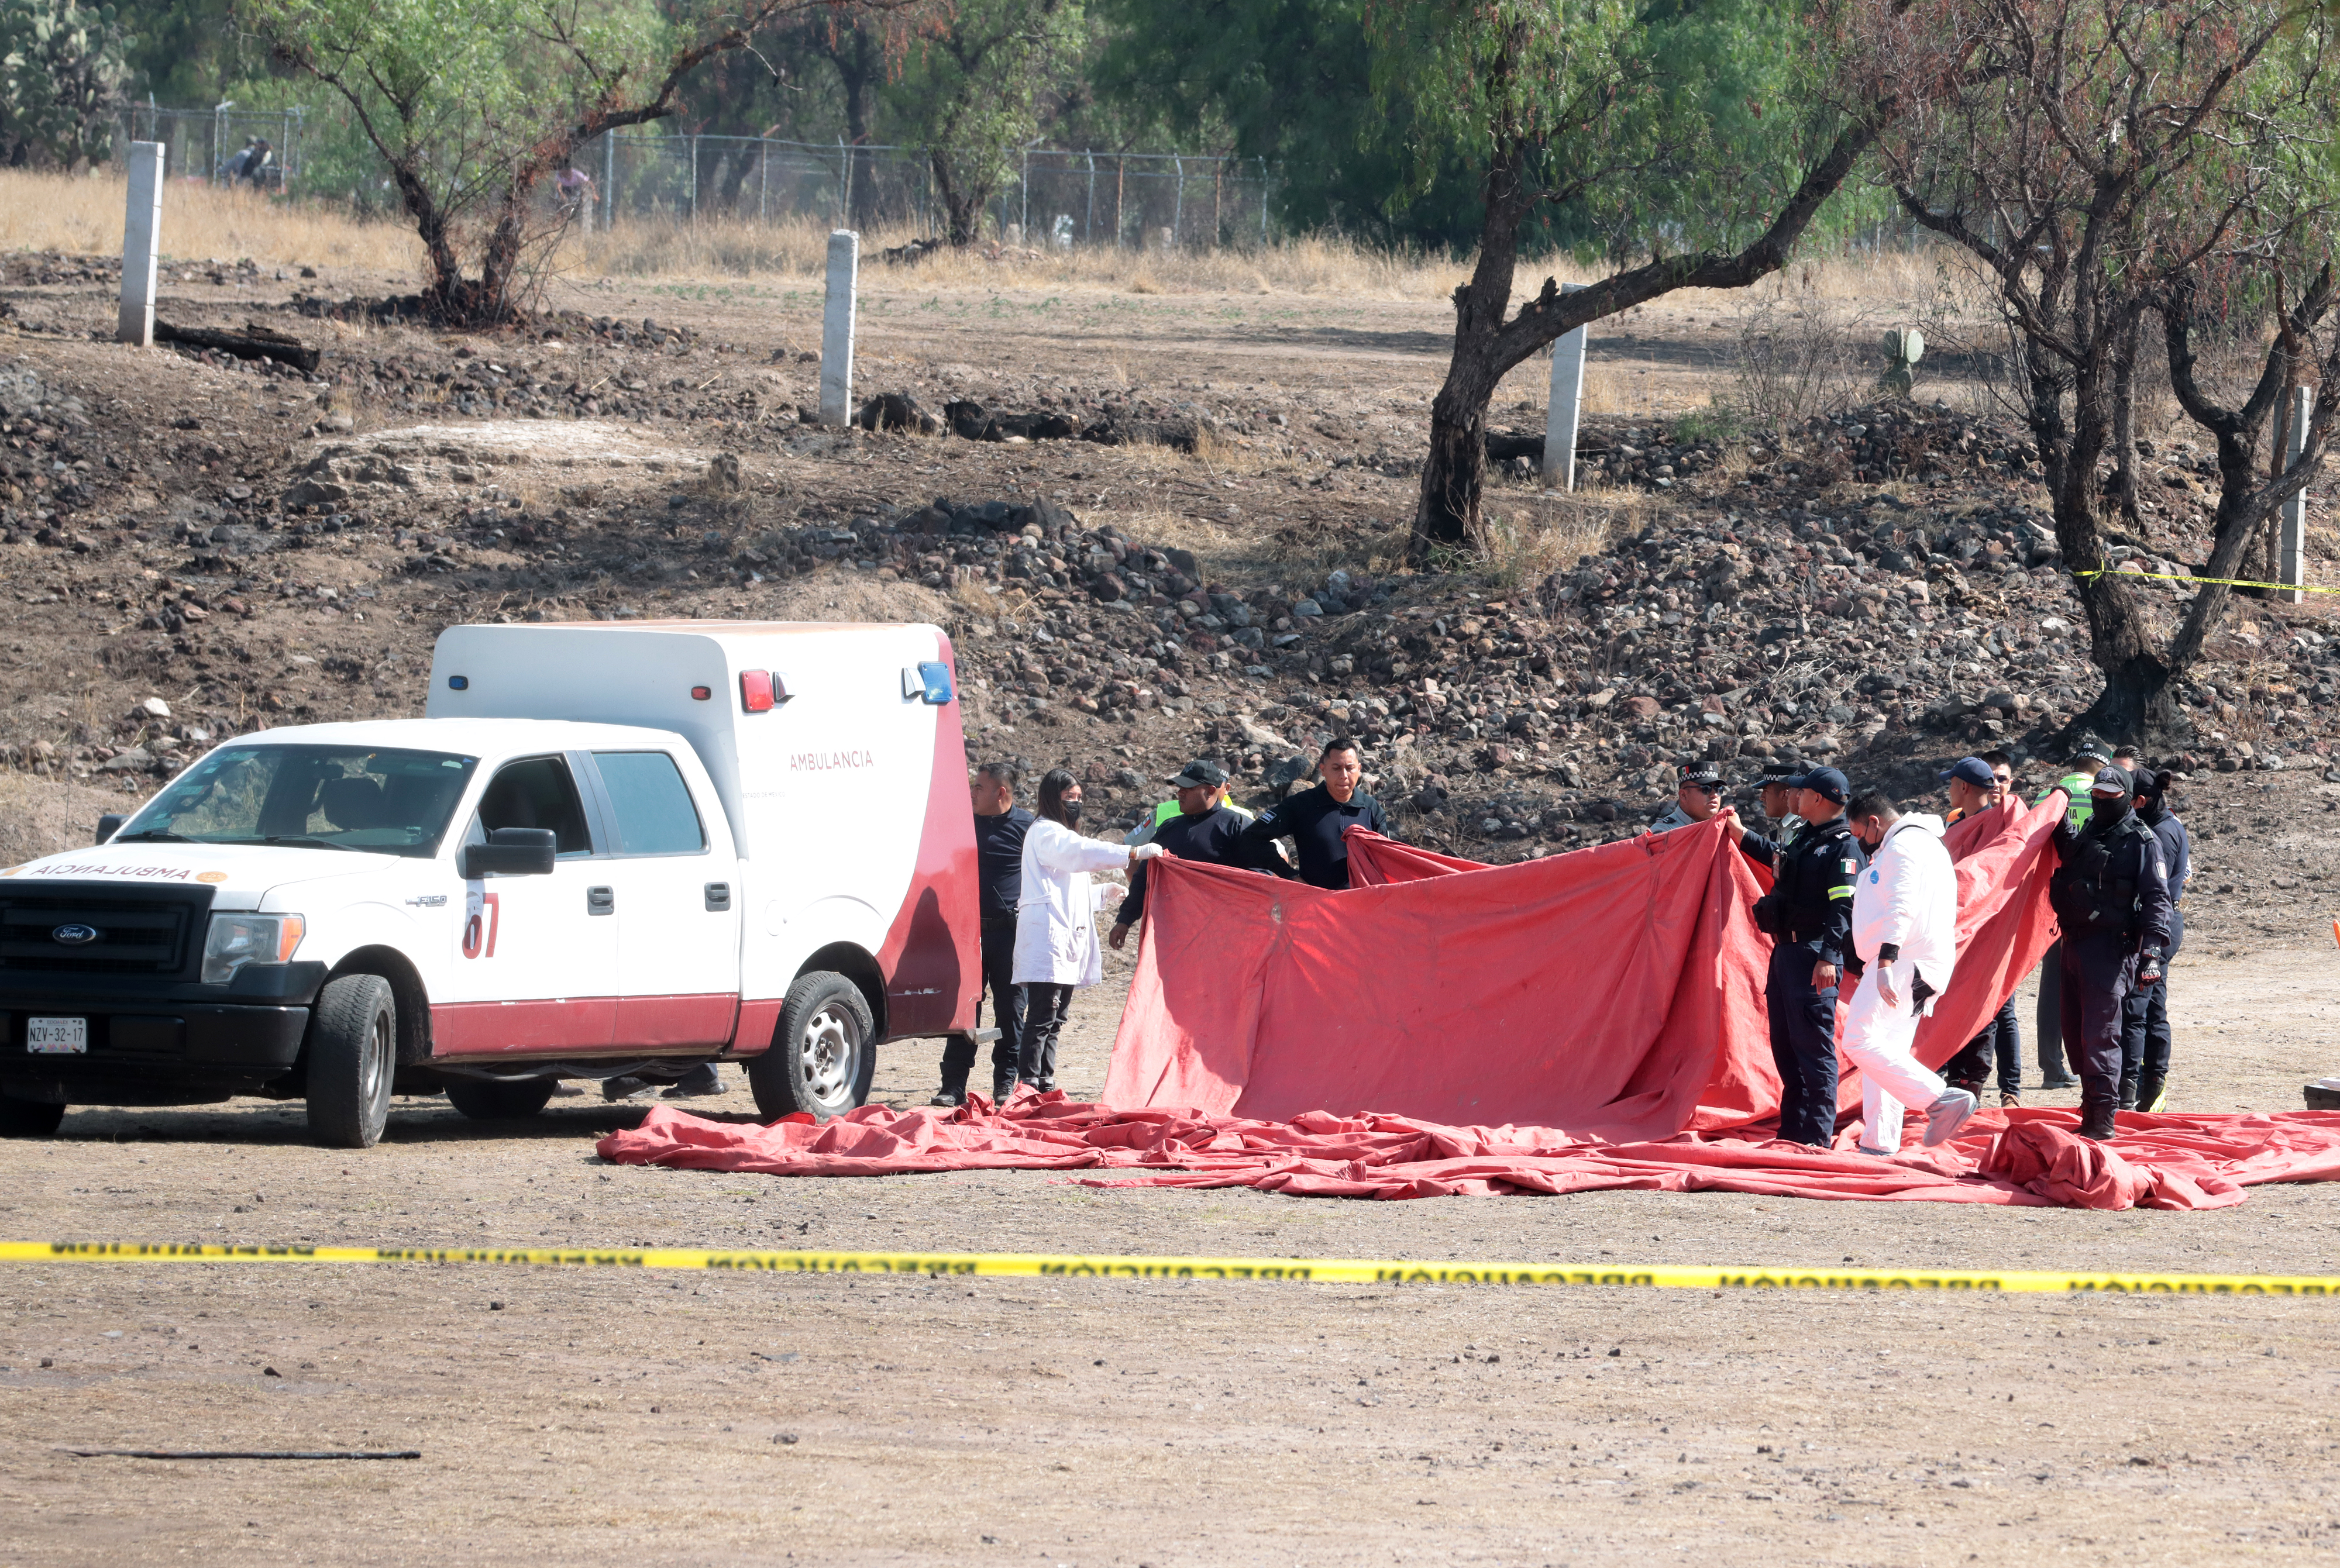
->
[1060, 801, 1083, 828]
[1859, 829, 1883, 854]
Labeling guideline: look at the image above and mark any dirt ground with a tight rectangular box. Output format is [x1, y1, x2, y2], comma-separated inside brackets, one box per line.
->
[3, 941, 2339, 1567]
[8, 243, 2340, 1564]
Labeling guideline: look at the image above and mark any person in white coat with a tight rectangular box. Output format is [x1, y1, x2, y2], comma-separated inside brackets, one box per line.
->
[1843, 790, 1978, 1152]
[1011, 767, 1164, 1097]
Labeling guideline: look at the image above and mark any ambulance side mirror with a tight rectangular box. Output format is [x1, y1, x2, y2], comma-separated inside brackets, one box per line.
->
[95, 814, 126, 844]
[461, 828, 556, 878]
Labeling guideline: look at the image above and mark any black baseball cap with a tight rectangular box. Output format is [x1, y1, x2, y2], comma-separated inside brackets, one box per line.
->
[1168, 759, 1229, 789]
[2090, 764, 2132, 797]
[1792, 766, 1849, 804]
[1678, 760, 1723, 787]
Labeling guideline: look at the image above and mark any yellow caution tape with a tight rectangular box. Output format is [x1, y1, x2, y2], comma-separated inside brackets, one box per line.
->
[2074, 567, 2335, 594]
[1, 1240, 2332, 1295]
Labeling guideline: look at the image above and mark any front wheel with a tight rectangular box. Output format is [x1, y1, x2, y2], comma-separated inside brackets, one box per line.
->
[443, 1076, 558, 1121]
[748, 971, 876, 1122]
[0, 1094, 65, 1137]
[305, 973, 395, 1149]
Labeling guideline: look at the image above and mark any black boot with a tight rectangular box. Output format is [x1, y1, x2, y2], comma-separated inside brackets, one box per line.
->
[990, 1073, 1018, 1104]
[2118, 1082, 2139, 1111]
[2137, 1074, 2167, 1114]
[2078, 1106, 2118, 1140]
[929, 1086, 966, 1108]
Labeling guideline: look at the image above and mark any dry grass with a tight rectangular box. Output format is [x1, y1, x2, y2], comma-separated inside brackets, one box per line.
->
[1, 167, 1965, 330]
[0, 168, 419, 271]
[1482, 485, 1651, 591]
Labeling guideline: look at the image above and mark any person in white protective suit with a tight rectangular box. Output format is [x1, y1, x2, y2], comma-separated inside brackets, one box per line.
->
[1842, 790, 1980, 1152]
[1010, 767, 1164, 1097]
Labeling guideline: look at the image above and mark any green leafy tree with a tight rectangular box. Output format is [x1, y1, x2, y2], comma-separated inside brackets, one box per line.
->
[1092, 0, 1479, 243]
[251, 0, 927, 322]
[1382, 0, 1895, 562]
[886, 0, 1085, 244]
[2, 0, 131, 167]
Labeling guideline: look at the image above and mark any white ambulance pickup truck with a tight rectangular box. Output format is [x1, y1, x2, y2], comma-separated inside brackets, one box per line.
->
[0, 621, 983, 1147]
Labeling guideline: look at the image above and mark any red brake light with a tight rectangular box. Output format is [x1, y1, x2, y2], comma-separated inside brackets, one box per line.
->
[739, 670, 775, 712]
[690, 685, 712, 701]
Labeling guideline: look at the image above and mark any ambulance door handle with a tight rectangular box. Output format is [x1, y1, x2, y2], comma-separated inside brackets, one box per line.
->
[704, 882, 732, 911]
[587, 886, 615, 916]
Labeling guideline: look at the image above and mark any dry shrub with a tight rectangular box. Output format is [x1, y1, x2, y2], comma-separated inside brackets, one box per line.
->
[0, 168, 418, 271]
[1481, 485, 1649, 592]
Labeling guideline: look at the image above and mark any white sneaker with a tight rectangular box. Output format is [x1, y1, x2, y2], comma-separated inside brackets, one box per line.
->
[1922, 1088, 1979, 1147]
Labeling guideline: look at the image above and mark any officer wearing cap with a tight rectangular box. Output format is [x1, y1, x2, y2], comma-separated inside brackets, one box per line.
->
[1940, 753, 2024, 1106]
[1757, 759, 1806, 849]
[1651, 760, 1727, 832]
[1110, 759, 1291, 950]
[2047, 763, 2172, 1140]
[1736, 766, 1865, 1146]
[2033, 740, 2114, 1091]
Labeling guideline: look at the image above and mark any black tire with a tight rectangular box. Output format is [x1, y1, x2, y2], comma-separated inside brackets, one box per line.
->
[305, 973, 395, 1149]
[443, 1076, 558, 1121]
[0, 1094, 66, 1137]
[748, 971, 876, 1122]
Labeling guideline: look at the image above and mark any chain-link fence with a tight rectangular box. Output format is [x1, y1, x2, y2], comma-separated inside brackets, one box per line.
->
[112, 105, 307, 191]
[574, 132, 1273, 247]
[102, 108, 1275, 247]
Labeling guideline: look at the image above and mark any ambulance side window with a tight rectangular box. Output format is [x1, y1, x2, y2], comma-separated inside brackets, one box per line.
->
[472, 756, 595, 856]
[591, 751, 706, 857]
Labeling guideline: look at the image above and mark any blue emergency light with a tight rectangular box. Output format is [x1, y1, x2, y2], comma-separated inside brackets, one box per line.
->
[447, 676, 469, 691]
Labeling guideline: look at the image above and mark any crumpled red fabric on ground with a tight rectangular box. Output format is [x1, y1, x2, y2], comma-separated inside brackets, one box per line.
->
[596, 1098, 2340, 1211]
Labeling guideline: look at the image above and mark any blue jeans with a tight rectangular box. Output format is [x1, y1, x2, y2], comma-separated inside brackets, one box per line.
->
[1767, 944, 1840, 1146]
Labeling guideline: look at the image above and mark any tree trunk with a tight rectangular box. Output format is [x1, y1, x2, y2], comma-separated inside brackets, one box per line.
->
[931, 149, 986, 244]
[2052, 308, 2173, 744]
[2109, 314, 2141, 534]
[1410, 149, 1529, 563]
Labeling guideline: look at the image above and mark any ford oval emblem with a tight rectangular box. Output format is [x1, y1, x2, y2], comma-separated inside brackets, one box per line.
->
[51, 923, 99, 946]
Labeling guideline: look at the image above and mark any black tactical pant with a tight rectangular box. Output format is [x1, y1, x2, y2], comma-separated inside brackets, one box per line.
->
[2120, 973, 2172, 1108]
[940, 919, 1023, 1097]
[1946, 997, 2022, 1096]
[1766, 945, 1840, 1146]
[2034, 939, 2070, 1080]
[2057, 933, 2135, 1126]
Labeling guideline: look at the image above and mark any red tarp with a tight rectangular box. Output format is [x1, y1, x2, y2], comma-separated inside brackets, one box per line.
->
[1103, 800, 2060, 1140]
[596, 1098, 2340, 1210]
[592, 795, 2340, 1209]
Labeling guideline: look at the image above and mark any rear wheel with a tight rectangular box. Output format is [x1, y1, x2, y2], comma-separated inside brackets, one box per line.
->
[305, 973, 395, 1149]
[0, 1094, 65, 1137]
[748, 971, 876, 1122]
[443, 1076, 558, 1120]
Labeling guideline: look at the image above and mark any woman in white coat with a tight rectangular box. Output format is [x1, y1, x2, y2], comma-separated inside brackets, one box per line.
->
[1011, 768, 1162, 1095]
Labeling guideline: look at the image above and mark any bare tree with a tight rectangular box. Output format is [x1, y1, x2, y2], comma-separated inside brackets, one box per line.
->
[1877, 0, 2334, 738]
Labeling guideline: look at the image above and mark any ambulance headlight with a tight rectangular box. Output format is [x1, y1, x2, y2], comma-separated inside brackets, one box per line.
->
[202, 913, 306, 985]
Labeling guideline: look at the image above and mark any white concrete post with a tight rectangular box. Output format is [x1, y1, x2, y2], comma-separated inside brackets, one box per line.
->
[1540, 282, 1589, 490]
[2279, 385, 2313, 605]
[118, 140, 166, 347]
[818, 229, 859, 426]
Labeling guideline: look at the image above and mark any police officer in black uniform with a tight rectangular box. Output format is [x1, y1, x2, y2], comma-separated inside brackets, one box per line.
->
[1736, 766, 1863, 1146]
[937, 761, 1035, 1107]
[2049, 764, 2172, 1139]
